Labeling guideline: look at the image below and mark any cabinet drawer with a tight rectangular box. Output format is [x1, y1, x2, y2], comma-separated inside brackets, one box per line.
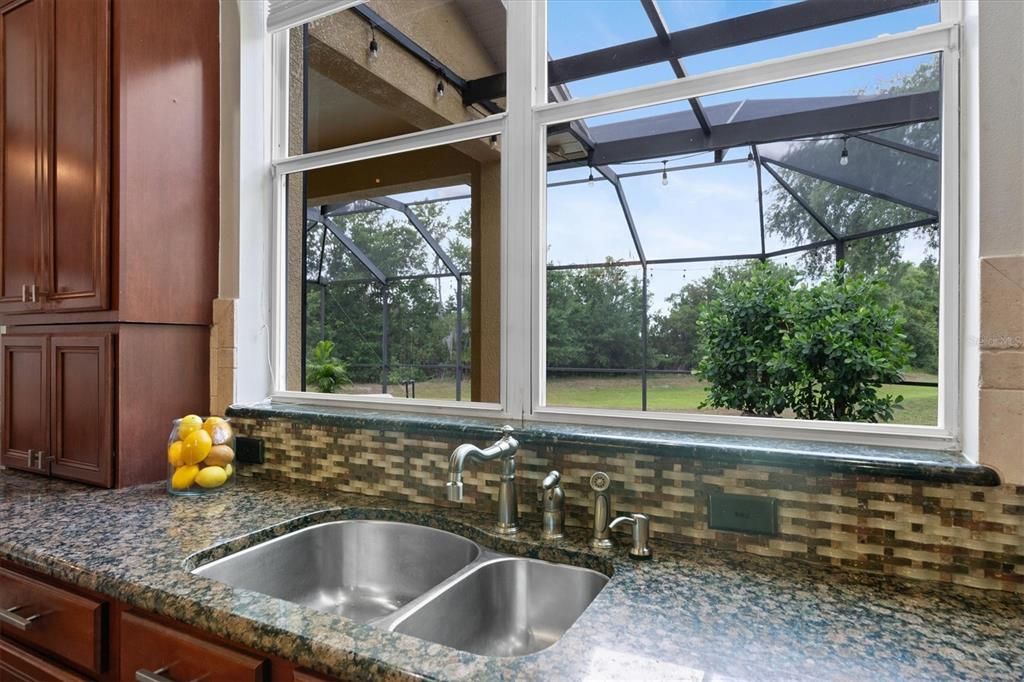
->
[0, 639, 88, 682]
[120, 612, 267, 682]
[0, 568, 105, 675]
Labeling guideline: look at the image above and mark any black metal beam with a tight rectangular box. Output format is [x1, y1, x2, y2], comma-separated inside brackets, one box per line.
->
[349, 4, 503, 115]
[752, 146, 766, 258]
[463, 0, 934, 102]
[639, 0, 711, 137]
[595, 165, 646, 265]
[590, 91, 939, 165]
[370, 196, 461, 277]
[760, 161, 842, 243]
[313, 212, 388, 285]
[761, 155, 938, 216]
[857, 132, 941, 161]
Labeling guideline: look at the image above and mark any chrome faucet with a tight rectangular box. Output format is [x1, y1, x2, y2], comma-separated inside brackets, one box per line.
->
[446, 425, 520, 535]
[538, 470, 565, 540]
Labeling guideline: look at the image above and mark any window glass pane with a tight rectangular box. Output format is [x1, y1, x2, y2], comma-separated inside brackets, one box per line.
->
[542, 54, 942, 425]
[289, 1, 505, 154]
[547, 0, 939, 100]
[286, 135, 501, 403]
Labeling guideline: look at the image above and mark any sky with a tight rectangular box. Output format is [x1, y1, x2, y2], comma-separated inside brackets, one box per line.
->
[326, 0, 943, 322]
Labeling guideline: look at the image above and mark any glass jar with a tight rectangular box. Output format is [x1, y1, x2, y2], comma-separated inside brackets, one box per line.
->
[167, 416, 236, 496]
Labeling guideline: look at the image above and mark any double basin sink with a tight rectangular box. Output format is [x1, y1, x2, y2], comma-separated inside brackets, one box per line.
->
[192, 520, 608, 657]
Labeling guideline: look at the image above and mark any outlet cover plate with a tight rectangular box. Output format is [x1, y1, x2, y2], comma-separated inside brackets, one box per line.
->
[708, 492, 777, 535]
[235, 436, 265, 465]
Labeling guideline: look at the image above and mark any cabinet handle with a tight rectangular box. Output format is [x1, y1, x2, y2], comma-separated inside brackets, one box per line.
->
[20, 284, 26, 303]
[135, 666, 176, 682]
[29, 284, 36, 303]
[0, 605, 43, 630]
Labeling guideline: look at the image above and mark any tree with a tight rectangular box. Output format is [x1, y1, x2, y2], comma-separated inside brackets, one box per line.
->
[694, 262, 796, 416]
[696, 262, 912, 422]
[771, 266, 912, 422]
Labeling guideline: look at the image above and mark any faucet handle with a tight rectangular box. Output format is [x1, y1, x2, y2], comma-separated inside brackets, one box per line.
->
[499, 424, 514, 439]
[609, 512, 652, 560]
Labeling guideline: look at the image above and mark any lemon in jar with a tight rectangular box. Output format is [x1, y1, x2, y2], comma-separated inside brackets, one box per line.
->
[182, 429, 212, 465]
[178, 414, 204, 441]
[167, 440, 185, 467]
[171, 464, 200, 490]
[205, 444, 234, 467]
[202, 417, 233, 445]
[195, 466, 227, 489]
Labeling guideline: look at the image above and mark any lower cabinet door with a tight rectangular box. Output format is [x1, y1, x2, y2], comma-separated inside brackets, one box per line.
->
[119, 613, 267, 682]
[49, 334, 113, 487]
[0, 639, 88, 682]
[0, 335, 48, 473]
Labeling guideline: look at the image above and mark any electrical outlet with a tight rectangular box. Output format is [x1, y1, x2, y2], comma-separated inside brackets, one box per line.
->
[708, 492, 777, 535]
[235, 436, 265, 464]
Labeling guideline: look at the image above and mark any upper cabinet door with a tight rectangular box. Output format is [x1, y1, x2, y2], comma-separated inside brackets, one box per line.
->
[46, 0, 109, 312]
[49, 333, 113, 487]
[0, 0, 51, 314]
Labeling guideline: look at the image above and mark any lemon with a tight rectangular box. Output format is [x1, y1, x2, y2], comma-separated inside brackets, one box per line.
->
[202, 417, 233, 446]
[182, 429, 212, 465]
[224, 463, 234, 479]
[167, 440, 185, 467]
[195, 466, 227, 489]
[205, 444, 234, 467]
[171, 464, 199, 490]
[178, 414, 204, 441]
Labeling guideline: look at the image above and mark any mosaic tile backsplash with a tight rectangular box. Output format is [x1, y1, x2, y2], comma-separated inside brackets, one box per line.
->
[230, 416, 1024, 593]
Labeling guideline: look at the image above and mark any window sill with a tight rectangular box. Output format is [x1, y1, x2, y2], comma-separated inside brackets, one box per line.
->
[226, 401, 1000, 487]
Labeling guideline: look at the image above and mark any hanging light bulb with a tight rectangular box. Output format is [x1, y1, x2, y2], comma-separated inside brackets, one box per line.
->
[489, 135, 499, 150]
[588, 168, 595, 186]
[661, 160, 669, 186]
[839, 137, 849, 166]
[368, 25, 379, 61]
[435, 71, 446, 99]
[746, 151, 755, 167]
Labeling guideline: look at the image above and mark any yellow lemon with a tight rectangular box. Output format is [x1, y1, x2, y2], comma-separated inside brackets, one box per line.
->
[167, 440, 185, 467]
[171, 464, 199, 490]
[178, 414, 204, 441]
[224, 463, 234, 479]
[202, 417, 233, 446]
[182, 429, 212, 465]
[205, 444, 234, 467]
[195, 466, 227, 489]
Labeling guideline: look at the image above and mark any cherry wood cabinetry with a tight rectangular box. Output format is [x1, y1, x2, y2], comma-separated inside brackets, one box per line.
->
[0, 0, 218, 487]
[0, 563, 334, 682]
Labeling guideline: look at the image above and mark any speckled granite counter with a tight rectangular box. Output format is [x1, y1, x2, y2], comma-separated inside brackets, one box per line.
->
[0, 470, 1021, 681]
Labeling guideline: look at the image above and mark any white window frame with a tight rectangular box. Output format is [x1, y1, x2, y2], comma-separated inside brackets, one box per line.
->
[265, 0, 964, 451]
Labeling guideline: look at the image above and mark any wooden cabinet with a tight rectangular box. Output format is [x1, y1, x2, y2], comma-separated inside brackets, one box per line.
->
[0, 639, 88, 682]
[120, 613, 267, 682]
[0, 332, 112, 485]
[0, 0, 108, 316]
[0, 0, 218, 487]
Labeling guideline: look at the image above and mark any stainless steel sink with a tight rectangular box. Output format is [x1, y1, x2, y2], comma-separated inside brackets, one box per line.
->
[192, 519, 608, 656]
[388, 557, 608, 657]
[192, 520, 480, 622]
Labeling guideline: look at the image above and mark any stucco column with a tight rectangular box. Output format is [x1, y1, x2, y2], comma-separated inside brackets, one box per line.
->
[471, 161, 502, 403]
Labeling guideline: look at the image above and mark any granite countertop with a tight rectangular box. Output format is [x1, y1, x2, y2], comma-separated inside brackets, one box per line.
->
[0, 470, 1021, 681]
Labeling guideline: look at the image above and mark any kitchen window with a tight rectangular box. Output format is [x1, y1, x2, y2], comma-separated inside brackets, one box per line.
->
[266, 0, 962, 448]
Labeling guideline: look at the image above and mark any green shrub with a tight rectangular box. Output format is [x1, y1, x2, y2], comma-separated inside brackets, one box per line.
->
[306, 340, 351, 394]
[696, 262, 911, 422]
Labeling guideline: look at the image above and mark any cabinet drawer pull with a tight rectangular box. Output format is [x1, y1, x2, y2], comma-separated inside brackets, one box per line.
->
[135, 665, 181, 682]
[29, 284, 36, 303]
[20, 284, 26, 303]
[0, 605, 43, 630]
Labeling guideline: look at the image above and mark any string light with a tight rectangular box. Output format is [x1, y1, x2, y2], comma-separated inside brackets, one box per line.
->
[661, 160, 669, 186]
[368, 25, 379, 61]
[839, 136, 849, 166]
[435, 70, 446, 99]
[746, 151, 754, 168]
[489, 135, 499, 150]
[588, 168, 595, 186]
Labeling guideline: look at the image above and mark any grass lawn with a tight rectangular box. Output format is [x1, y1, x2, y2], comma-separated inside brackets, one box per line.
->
[352, 373, 938, 425]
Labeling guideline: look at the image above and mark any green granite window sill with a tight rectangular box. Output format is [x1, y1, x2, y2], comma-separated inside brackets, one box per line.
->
[226, 402, 1000, 486]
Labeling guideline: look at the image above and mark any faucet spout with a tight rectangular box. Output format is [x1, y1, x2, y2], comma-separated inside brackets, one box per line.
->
[444, 426, 520, 534]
